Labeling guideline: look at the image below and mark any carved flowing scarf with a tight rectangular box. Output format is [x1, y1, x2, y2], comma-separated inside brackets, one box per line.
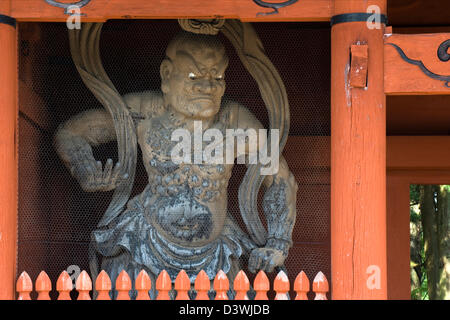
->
[68, 20, 290, 247]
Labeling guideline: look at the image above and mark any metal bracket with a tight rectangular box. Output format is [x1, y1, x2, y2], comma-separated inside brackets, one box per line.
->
[44, 0, 91, 15]
[253, 0, 298, 16]
[0, 14, 16, 28]
[331, 13, 388, 26]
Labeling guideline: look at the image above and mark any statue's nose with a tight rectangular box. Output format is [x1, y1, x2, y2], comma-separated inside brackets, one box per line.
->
[193, 79, 217, 94]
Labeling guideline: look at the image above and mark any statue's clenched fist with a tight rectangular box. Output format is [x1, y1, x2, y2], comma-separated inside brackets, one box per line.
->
[248, 247, 287, 273]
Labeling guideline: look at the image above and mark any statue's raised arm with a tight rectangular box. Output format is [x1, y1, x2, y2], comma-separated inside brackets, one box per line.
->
[54, 108, 126, 192]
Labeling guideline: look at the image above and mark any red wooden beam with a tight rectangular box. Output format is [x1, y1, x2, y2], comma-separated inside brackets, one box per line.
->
[0, 0, 19, 300]
[10, 0, 332, 22]
[330, 0, 388, 299]
[385, 33, 450, 95]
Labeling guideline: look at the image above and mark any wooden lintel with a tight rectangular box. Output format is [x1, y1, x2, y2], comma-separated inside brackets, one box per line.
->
[10, 0, 332, 22]
[284, 136, 450, 171]
[384, 33, 450, 95]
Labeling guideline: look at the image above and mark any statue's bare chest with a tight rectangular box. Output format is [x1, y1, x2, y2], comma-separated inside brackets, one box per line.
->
[136, 118, 232, 202]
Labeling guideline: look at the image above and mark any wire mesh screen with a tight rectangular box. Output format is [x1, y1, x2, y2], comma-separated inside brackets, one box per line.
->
[18, 20, 330, 299]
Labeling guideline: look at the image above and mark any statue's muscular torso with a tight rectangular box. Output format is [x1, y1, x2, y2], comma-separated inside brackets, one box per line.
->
[124, 90, 254, 247]
[54, 89, 296, 275]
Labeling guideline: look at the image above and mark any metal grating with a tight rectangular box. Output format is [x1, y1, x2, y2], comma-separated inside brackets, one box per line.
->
[18, 20, 331, 298]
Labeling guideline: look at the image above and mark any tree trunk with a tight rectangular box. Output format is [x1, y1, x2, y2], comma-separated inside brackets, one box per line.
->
[420, 185, 450, 300]
[437, 186, 450, 300]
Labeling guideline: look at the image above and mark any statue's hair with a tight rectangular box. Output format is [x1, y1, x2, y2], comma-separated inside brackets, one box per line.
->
[165, 31, 227, 60]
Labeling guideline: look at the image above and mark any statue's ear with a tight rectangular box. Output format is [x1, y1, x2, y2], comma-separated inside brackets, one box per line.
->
[160, 59, 173, 80]
[160, 59, 173, 93]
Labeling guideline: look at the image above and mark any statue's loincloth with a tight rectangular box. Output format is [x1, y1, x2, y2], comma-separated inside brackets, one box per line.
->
[91, 185, 256, 282]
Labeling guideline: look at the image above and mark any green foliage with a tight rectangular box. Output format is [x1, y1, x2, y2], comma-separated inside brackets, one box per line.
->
[410, 184, 450, 300]
[410, 185, 421, 223]
[410, 184, 428, 300]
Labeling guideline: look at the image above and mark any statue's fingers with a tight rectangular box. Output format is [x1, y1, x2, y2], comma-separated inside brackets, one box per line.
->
[111, 161, 121, 178]
[111, 162, 128, 183]
[103, 158, 113, 182]
[82, 159, 95, 178]
[254, 252, 264, 272]
[260, 255, 271, 272]
[248, 252, 258, 273]
[77, 160, 95, 188]
[94, 161, 103, 183]
[266, 260, 276, 273]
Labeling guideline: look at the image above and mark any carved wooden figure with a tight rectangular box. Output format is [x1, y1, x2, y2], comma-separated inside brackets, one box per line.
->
[54, 19, 298, 298]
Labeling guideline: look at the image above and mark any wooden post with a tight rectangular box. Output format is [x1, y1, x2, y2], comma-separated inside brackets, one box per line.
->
[0, 0, 18, 300]
[331, 0, 387, 299]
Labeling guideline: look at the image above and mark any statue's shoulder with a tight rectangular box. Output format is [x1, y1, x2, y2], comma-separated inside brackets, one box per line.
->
[219, 98, 260, 129]
[123, 90, 166, 120]
[219, 98, 243, 128]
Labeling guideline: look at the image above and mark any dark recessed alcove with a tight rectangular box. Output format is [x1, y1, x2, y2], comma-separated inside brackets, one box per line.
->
[18, 20, 331, 299]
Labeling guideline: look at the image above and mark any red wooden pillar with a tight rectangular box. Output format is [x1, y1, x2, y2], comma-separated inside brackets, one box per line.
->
[0, 0, 18, 300]
[331, 0, 387, 299]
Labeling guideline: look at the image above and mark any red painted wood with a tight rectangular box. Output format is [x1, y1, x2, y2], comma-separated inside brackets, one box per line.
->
[56, 271, 73, 300]
[175, 270, 190, 300]
[135, 270, 151, 300]
[253, 271, 269, 300]
[213, 270, 229, 300]
[294, 271, 309, 300]
[385, 33, 450, 95]
[76, 271, 92, 300]
[115, 270, 132, 300]
[10, 0, 332, 22]
[156, 270, 171, 300]
[36, 271, 52, 300]
[194, 270, 210, 300]
[331, 0, 388, 299]
[0, 0, 18, 300]
[233, 270, 250, 300]
[95, 270, 111, 300]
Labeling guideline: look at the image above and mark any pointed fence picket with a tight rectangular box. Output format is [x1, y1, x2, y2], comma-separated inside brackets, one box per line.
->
[16, 268, 329, 300]
[135, 270, 151, 300]
[56, 271, 73, 300]
[95, 270, 112, 300]
[76, 270, 92, 300]
[294, 271, 310, 300]
[254, 270, 270, 300]
[233, 270, 250, 300]
[194, 270, 210, 300]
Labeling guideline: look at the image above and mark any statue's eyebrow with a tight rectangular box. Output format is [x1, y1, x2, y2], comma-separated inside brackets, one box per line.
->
[174, 51, 202, 74]
[214, 56, 229, 75]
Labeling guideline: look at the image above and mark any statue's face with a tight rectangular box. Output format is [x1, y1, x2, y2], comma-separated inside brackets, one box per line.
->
[161, 44, 228, 119]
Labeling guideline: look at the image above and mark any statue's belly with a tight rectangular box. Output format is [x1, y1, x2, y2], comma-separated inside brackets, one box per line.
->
[146, 191, 227, 246]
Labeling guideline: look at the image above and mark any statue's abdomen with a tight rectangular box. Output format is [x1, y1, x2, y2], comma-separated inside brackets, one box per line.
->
[145, 189, 227, 246]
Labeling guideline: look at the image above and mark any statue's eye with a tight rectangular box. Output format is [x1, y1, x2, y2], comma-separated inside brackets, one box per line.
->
[188, 72, 198, 80]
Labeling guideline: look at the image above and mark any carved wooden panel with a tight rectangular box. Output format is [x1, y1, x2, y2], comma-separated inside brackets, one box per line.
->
[385, 33, 450, 95]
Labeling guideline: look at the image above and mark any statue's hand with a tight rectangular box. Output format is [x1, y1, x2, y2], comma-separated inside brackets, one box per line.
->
[70, 157, 127, 192]
[248, 247, 287, 273]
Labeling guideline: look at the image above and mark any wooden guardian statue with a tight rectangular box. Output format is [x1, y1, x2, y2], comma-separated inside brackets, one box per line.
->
[54, 19, 298, 298]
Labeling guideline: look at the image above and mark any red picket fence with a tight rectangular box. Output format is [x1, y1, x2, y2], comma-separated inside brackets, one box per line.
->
[16, 269, 329, 300]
